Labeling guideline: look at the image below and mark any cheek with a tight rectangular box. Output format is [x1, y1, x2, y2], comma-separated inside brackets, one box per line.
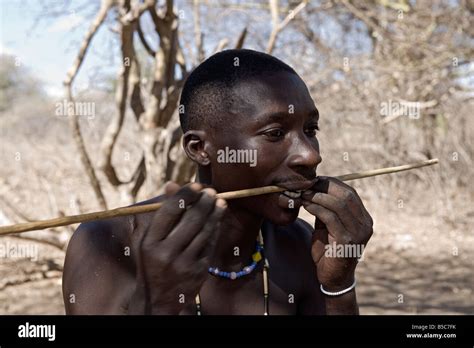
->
[209, 131, 298, 199]
[249, 141, 288, 182]
[211, 164, 264, 192]
[210, 140, 283, 191]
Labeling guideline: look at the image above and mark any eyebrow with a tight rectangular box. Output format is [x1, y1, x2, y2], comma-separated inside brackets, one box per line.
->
[258, 109, 320, 123]
[261, 111, 289, 123]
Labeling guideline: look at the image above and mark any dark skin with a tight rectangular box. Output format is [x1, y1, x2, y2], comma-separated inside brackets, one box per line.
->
[63, 71, 373, 315]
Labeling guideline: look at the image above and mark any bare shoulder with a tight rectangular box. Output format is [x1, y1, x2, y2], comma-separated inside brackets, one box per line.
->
[65, 195, 165, 261]
[62, 195, 164, 314]
[66, 216, 131, 257]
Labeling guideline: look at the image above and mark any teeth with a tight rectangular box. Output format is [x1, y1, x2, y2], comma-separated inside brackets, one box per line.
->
[283, 190, 302, 198]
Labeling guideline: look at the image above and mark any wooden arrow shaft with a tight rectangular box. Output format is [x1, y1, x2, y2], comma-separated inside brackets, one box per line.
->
[0, 159, 438, 236]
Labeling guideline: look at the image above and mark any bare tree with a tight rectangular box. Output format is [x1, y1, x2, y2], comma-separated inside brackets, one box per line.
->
[64, 0, 307, 207]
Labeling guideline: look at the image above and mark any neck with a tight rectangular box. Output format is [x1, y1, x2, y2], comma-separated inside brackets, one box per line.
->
[211, 202, 263, 271]
[197, 170, 263, 271]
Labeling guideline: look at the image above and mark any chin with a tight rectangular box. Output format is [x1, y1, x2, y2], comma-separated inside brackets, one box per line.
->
[264, 206, 300, 226]
[235, 193, 301, 226]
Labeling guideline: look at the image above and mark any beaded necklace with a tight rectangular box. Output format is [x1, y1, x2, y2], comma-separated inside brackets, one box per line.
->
[195, 230, 269, 315]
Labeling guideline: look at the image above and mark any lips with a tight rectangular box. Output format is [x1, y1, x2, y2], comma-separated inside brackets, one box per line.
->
[275, 177, 319, 192]
[282, 190, 302, 198]
[274, 177, 318, 206]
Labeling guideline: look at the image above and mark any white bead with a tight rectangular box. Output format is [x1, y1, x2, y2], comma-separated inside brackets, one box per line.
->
[214, 268, 219, 275]
[230, 272, 237, 280]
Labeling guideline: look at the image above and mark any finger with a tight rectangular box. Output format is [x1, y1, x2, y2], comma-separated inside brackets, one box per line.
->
[148, 183, 204, 241]
[302, 192, 362, 232]
[327, 177, 372, 224]
[304, 177, 367, 225]
[183, 198, 227, 261]
[302, 201, 350, 244]
[326, 177, 372, 224]
[164, 181, 182, 197]
[164, 188, 218, 250]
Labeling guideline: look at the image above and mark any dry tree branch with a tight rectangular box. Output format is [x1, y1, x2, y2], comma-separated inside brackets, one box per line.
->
[143, 4, 175, 128]
[214, 38, 229, 53]
[137, 18, 156, 57]
[206, 1, 291, 13]
[99, 0, 158, 198]
[0, 198, 66, 251]
[235, 27, 248, 49]
[193, 0, 205, 63]
[130, 56, 145, 121]
[98, 15, 135, 187]
[338, 0, 405, 43]
[266, 0, 308, 54]
[339, 0, 385, 39]
[67, 100, 108, 209]
[63, 0, 114, 210]
[64, 0, 114, 86]
[381, 99, 439, 125]
[176, 42, 187, 74]
[121, 0, 156, 24]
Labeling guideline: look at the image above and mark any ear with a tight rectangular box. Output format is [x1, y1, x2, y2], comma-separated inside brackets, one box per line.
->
[183, 130, 211, 166]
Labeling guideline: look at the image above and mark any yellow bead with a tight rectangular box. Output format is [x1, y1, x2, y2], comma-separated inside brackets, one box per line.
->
[252, 251, 262, 262]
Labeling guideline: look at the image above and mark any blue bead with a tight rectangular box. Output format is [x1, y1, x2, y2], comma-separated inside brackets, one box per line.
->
[206, 238, 266, 279]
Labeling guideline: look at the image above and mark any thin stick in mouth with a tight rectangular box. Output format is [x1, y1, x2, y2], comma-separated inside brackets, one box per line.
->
[0, 159, 439, 235]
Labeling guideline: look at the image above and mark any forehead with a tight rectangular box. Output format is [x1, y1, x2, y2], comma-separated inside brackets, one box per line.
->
[229, 71, 315, 117]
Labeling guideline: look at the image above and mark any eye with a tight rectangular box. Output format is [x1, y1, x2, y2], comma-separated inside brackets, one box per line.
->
[263, 128, 285, 140]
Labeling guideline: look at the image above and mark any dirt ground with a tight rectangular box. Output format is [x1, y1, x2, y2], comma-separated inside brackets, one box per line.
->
[1, 197, 472, 315]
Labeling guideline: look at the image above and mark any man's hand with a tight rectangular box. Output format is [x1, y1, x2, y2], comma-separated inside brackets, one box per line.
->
[129, 182, 227, 314]
[302, 177, 373, 291]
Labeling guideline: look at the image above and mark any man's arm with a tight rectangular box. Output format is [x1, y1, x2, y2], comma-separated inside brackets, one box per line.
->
[296, 220, 359, 315]
[322, 284, 359, 314]
[62, 219, 136, 314]
[300, 177, 373, 315]
[300, 279, 359, 315]
[63, 183, 227, 315]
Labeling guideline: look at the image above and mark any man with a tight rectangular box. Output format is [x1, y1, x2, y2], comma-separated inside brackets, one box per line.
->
[63, 49, 373, 315]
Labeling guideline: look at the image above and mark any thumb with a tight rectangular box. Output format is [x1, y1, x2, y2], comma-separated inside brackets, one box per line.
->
[164, 181, 181, 197]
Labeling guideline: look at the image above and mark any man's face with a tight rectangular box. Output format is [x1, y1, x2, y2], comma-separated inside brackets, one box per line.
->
[208, 71, 322, 225]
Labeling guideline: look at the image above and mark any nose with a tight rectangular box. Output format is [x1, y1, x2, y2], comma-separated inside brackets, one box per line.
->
[286, 136, 322, 173]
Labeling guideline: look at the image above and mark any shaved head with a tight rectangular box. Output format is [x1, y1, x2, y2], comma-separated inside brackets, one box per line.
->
[179, 49, 297, 133]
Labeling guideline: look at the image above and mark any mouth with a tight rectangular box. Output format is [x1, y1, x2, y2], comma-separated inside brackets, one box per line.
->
[274, 177, 318, 201]
[282, 190, 303, 198]
[275, 177, 319, 193]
